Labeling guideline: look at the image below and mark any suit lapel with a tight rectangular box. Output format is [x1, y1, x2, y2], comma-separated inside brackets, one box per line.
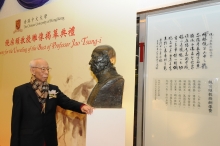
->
[45, 84, 53, 112]
[45, 89, 49, 112]
[26, 83, 42, 110]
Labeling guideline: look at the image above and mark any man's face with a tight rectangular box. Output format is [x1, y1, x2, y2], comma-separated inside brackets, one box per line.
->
[89, 51, 107, 74]
[31, 60, 49, 83]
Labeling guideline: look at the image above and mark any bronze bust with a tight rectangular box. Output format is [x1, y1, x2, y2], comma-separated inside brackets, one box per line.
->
[87, 45, 124, 108]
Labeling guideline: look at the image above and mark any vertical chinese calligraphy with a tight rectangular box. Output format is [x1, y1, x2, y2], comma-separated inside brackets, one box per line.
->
[155, 32, 214, 71]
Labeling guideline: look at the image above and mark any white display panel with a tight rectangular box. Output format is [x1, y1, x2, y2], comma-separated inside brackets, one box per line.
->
[144, 2, 220, 146]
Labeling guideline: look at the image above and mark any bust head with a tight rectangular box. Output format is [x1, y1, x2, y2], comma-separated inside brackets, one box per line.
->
[89, 45, 116, 76]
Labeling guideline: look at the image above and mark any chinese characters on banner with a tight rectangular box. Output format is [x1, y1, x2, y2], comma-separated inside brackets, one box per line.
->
[0, 15, 103, 56]
[154, 78, 218, 115]
[5, 26, 76, 46]
[155, 31, 213, 71]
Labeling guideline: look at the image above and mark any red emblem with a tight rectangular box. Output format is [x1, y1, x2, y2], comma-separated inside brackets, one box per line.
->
[16, 19, 21, 30]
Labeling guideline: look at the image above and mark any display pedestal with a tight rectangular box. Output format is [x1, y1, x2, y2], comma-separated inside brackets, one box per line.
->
[86, 109, 126, 146]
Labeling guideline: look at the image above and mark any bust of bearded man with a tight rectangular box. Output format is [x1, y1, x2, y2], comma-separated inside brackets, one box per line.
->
[87, 45, 124, 108]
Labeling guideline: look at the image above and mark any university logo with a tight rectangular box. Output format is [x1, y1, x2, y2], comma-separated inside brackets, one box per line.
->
[16, 19, 21, 30]
[13, 19, 23, 33]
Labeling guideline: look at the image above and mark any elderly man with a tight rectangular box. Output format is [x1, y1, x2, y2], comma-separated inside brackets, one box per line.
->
[87, 45, 124, 108]
[10, 58, 93, 146]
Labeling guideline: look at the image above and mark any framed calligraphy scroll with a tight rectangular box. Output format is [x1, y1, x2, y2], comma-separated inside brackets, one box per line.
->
[144, 1, 220, 146]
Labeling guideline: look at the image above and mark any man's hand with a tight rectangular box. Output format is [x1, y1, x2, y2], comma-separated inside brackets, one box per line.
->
[81, 104, 94, 114]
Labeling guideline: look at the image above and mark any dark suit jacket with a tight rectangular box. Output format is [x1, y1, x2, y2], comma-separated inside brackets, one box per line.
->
[10, 83, 84, 146]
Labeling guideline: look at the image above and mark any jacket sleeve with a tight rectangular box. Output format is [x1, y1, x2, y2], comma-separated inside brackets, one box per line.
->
[56, 86, 84, 113]
[10, 87, 22, 146]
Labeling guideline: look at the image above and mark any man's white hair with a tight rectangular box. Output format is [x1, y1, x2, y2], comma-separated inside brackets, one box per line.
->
[29, 58, 45, 68]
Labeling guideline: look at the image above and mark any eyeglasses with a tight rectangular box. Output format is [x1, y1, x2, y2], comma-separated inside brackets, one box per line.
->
[32, 67, 52, 72]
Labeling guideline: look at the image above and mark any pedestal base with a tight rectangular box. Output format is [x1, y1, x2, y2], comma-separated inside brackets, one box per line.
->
[86, 109, 126, 146]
